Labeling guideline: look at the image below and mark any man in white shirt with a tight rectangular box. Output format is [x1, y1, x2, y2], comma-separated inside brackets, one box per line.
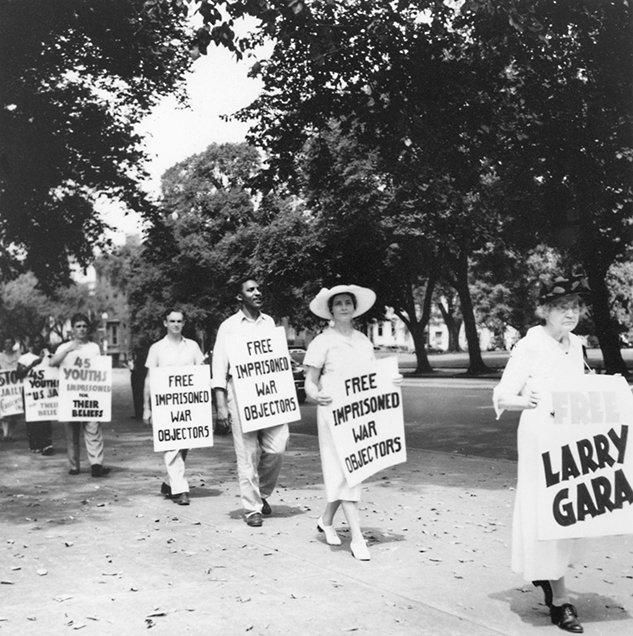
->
[50, 314, 110, 477]
[0, 337, 21, 441]
[212, 278, 289, 527]
[143, 309, 204, 506]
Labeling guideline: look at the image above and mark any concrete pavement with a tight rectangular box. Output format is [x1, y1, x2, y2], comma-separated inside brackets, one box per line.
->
[1, 370, 632, 635]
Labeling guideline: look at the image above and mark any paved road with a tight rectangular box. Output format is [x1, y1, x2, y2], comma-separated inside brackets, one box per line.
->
[293, 378, 520, 461]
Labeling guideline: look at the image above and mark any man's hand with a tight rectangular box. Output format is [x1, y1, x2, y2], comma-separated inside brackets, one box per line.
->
[142, 406, 152, 426]
[215, 403, 230, 430]
[523, 389, 541, 409]
[392, 373, 403, 385]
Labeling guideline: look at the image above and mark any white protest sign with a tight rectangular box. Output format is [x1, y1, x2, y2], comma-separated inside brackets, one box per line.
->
[24, 366, 59, 422]
[149, 365, 213, 452]
[226, 326, 300, 433]
[0, 369, 24, 417]
[58, 355, 112, 422]
[327, 357, 406, 487]
[533, 374, 633, 540]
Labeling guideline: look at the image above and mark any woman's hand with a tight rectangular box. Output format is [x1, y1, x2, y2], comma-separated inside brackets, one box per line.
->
[314, 390, 333, 406]
[523, 389, 541, 409]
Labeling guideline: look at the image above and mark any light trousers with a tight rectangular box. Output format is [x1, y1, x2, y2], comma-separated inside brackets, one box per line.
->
[227, 382, 289, 515]
[164, 449, 189, 495]
[65, 421, 104, 470]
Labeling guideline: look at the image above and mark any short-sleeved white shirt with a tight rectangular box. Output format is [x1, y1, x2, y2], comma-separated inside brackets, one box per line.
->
[56, 341, 101, 367]
[211, 310, 276, 390]
[145, 336, 204, 369]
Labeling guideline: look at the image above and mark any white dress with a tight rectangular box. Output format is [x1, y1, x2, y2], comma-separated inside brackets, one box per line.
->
[493, 325, 585, 581]
[304, 327, 375, 502]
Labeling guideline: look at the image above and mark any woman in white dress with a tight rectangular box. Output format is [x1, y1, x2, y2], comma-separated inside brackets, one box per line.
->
[494, 274, 591, 634]
[304, 284, 379, 561]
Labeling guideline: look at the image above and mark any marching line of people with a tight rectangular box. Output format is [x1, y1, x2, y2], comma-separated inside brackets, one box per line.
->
[1, 273, 621, 633]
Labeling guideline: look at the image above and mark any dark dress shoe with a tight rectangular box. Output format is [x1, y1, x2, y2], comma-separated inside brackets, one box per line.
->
[261, 498, 272, 516]
[173, 492, 190, 505]
[68, 468, 80, 476]
[91, 464, 111, 477]
[160, 482, 173, 497]
[550, 603, 583, 633]
[246, 512, 263, 527]
[532, 580, 553, 607]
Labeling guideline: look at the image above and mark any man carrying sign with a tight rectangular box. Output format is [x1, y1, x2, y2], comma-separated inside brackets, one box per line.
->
[50, 314, 110, 478]
[143, 309, 204, 506]
[212, 277, 289, 527]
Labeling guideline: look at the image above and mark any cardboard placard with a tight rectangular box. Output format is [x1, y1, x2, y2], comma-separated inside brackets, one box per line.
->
[24, 366, 59, 422]
[149, 365, 213, 451]
[226, 326, 300, 433]
[0, 369, 24, 417]
[533, 374, 633, 540]
[326, 357, 406, 487]
[58, 355, 112, 422]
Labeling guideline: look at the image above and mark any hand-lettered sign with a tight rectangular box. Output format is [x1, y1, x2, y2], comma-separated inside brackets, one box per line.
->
[226, 326, 300, 433]
[533, 374, 633, 540]
[326, 357, 406, 487]
[58, 355, 112, 422]
[149, 365, 213, 451]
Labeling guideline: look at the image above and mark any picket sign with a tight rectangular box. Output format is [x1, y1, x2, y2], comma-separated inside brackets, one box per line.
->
[533, 374, 633, 540]
[326, 356, 406, 487]
[24, 366, 59, 422]
[0, 369, 23, 417]
[149, 365, 213, 452]
[226, 326, 300, 433]
[57, 355, 112, 422]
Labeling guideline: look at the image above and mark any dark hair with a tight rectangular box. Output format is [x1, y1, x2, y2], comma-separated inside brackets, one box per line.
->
[327, 292, 357, 315]
[164, 308, 186, 321]
[235, 275, 259, 297]
[71, 313, 90, 327]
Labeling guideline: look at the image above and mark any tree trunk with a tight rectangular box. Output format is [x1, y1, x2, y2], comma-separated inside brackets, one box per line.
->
[437, 299, 461, 352]
[410, 321, 432, 374]
[585, 258, 628, 375]
[453, 254, 489, 375]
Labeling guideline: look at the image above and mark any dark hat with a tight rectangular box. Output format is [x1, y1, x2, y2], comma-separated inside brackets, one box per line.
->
[538, 274, 591, 304]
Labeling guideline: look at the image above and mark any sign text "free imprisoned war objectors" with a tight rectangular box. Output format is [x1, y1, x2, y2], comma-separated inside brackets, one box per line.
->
[227, 326, 300, 433]
[534, 375, 633, 540]
[150, 365, 213, 452]
[327, 357, 406, 487]
[58, 355, 112, 422]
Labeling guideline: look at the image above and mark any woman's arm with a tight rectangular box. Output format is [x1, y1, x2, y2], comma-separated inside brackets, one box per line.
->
[304, 366, 332, 405]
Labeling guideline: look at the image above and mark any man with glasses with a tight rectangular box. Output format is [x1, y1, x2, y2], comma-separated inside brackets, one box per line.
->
[143, 309, 204, 506]
[50, 313, 110, 477]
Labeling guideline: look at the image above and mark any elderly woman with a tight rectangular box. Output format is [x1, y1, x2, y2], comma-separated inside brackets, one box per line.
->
[304, 284, 379, 561]
[494, 275, 591, 634]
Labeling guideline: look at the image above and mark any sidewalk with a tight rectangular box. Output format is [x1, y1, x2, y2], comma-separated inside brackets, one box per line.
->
[1, 371, 632, 635]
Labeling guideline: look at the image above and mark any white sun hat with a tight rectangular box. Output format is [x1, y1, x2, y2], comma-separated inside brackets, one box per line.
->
[309, 284, 377, 320]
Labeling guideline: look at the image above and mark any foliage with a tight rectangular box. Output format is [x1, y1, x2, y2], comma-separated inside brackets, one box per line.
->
[0, 0, 194, 288]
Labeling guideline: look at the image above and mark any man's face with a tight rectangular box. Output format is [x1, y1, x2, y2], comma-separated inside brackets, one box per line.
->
[165, 312, 184, 336]
[72, 320, 89, 341]
[238, 280, 263, 313]
[3, 338, 13, 352]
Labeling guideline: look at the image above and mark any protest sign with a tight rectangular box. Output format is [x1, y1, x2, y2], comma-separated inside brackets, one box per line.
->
[0, 369, 24, 417]
[326, 357, 406, 487]
[58, 355, 112, 422]
[226, 326, 300, 433]
[533, 374, 633, 540]
[149, 365, 213, 452]
[24, 366, 59, 422]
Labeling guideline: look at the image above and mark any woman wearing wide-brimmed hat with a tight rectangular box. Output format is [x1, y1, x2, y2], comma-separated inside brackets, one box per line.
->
[493, 274, 591, 634]
[304, 284, 381, 561]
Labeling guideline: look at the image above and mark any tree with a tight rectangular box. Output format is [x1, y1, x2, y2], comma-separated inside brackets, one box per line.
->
[0, 0, 194, 289]
[461, 0, 633, 373]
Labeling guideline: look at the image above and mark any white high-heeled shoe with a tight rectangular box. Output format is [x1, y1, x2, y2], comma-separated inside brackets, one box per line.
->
[350, 539, 371, 561]
[316, 516, 342, 546]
